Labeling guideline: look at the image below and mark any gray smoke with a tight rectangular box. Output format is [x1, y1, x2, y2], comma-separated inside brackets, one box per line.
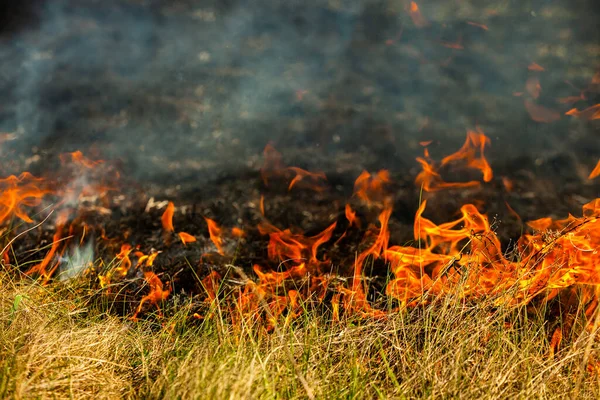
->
[0, 0, 598, 185]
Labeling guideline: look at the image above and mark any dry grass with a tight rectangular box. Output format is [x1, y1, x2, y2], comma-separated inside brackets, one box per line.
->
[1, 268, 600, 399]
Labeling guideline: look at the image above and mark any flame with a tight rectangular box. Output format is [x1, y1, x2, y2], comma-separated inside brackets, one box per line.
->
[353, 170, 391, 205]
[416, 129, 492, 192]
[178, 231, 196, 244]
[261, 144, 327, 191]
[231, 227, 245, 238]
[287, 167, 327, 192]
[132, 272, 171, 321]
[0, 173, 50, 224]
[205, 217, 224, 255]
[345, 204, 360, 228]
[25, 210, 70, 282]
[589, 159, 600, 180]
[565, 104, 600, 120]
[59, 151, 104, 169]
[161, 202, 175, 232]
[382, 198, 600, 313]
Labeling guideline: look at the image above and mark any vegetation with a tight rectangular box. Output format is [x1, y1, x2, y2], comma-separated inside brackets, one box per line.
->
[2, 264, 600, 400]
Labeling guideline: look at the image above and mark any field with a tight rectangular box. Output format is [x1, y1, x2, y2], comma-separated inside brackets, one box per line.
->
[2, 267, 600, 399]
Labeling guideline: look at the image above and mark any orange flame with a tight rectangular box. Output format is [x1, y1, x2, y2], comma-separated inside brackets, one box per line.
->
[132, 272, 171, 321]
[416, 129, 492, 192]
[0, 173, 50, 224]
[353, 170, 391, 205]
[565, 104, 600, 120]
[161, 202, 175, 232]
[261, 144, 327, 192]
[589, 159, 600, 180]
[205, 217, 224, 255]
[178, 231, 196, 245]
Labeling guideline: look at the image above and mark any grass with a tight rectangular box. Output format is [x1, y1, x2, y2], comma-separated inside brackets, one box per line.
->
[2, 266, 600, 399]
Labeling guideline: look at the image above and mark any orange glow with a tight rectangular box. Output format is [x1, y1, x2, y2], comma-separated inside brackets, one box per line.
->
[528, 62, 545, 71]
[502, 176, 514, 192]
[205, 217, 224, 255]
[59, 151, 104, 169]
[419, 140, 433, 146]
[525, 76, 541, 99]
[524, 100, 561, 123]
[201, 270, 221, 302]
[261, 144, 327, 192]
[589, 159, 600, 180]
[565, 104, 600, 120]
[287, 167, 327, 192]
[259, 195, 265, 216]
[408, 1, 429, 28]
[466, 21, 488, 31]
[231, 227, 245, 238]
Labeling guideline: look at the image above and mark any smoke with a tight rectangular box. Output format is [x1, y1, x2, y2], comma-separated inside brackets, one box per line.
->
[0, 0, 598, 185]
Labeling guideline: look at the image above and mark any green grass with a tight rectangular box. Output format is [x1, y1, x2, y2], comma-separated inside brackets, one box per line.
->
[1, 267, 600, 399]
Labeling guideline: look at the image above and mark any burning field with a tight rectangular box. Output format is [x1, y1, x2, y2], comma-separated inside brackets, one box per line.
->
[1, 0, 600, 398]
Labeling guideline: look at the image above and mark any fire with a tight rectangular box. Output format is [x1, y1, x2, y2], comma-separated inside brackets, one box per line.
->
[2, 136, 600, 357]
[161, 201, 196, 245]
[178, 231, 196, 245]
[566, 104, 600, 120]
[589, 159, 600, 180]
[205, 217, 224, 255]
[0, 172, 50, 224]
[161, 202, 175, 232]
[353, 170, 391, 205]
[131, 271, 171, 321]
[261, 144, 327, 192]
[415, 129, 492, 192]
